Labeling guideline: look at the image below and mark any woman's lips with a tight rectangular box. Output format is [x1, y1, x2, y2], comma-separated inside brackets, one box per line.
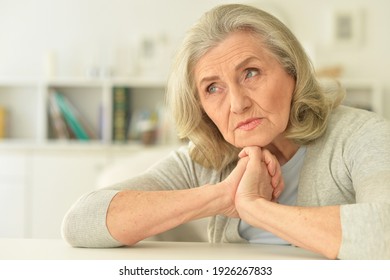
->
[236, 118, 262, 131]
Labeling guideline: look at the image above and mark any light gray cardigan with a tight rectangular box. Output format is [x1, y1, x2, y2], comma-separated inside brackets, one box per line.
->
[62, 106, 390, 259]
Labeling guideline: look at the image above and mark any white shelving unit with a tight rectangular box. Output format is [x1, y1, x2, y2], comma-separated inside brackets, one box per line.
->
[0, 76, 176, 239]
[0, 77, 383, 145]
[0, 77, 168, 145]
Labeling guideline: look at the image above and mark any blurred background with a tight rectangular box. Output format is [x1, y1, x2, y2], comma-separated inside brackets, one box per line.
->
[0, 0, 389, 239]
[1, 0, 389, 105]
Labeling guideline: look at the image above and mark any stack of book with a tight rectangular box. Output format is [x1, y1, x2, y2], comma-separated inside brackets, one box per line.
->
[48, 91, 97, 141]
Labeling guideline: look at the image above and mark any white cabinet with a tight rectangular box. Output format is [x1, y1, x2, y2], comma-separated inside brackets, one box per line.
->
[29, 148, 108, 238]
[0, 150, 30, 238]
[0, 144, 145, 239]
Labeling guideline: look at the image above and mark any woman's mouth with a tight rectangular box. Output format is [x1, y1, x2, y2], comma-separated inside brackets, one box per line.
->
[236, 118, 262, 131]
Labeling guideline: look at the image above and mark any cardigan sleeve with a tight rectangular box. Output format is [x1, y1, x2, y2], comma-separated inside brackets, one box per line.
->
[338, 111, 390, 259]
[339, 202, 390, 259]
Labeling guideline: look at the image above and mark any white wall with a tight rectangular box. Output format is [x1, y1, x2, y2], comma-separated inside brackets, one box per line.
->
[1, 0, 389, 116]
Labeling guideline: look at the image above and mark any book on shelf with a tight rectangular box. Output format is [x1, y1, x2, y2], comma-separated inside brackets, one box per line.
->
[0, 106, 7, 139]
[48, 93, 70, 140]
[112, 87, 131, 142]
[60, 93, 98, 139]
[48, 91, 97, 141]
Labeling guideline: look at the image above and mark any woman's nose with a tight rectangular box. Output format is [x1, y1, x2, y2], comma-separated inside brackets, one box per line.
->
[229, 87, 252, 114]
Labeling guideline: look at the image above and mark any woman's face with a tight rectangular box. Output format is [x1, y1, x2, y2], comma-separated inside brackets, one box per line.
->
[194, 31, 295, 148]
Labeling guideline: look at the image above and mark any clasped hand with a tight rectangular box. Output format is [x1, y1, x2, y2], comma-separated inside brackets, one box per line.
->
[221, 146, 284, 218]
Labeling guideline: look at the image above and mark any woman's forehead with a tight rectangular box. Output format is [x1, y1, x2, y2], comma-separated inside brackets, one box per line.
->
[194, 32, 274, 78]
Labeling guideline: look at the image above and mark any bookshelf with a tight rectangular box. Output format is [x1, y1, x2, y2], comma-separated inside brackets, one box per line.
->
[0, 77, 170, 145]
[0, 77, 384, 146]
[0, 77, 383, 146]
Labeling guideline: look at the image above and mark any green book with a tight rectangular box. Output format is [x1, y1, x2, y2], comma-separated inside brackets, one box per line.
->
[54, 92, 90, 140]
[112, 87, 130, 142]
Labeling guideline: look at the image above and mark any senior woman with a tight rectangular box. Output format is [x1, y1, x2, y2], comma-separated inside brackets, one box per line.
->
[62, 4, 390, 259]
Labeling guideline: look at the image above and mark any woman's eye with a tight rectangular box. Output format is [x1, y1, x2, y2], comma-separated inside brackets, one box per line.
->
[245, 68, 259, 79]
[207, 84, 218, 94]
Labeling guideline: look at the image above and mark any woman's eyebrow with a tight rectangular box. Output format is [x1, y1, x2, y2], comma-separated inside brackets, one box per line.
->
[234, 56, 259, 71]
[198, 75, 219, 88]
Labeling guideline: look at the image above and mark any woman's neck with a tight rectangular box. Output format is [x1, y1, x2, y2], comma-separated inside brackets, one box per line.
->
[265, 137, 300, 165]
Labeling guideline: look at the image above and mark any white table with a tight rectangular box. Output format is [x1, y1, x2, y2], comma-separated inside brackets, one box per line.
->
[0, 238, 325, 260]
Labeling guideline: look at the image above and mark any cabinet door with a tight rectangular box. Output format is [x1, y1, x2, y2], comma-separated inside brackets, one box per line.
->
[0, 152, 29, 237]
[30, 150, 107, 238]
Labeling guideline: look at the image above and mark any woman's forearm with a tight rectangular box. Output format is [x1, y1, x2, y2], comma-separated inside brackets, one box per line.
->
[237, 198, 342, 259]
[106, 183, 232, 245]
[106, 156, 250, 245]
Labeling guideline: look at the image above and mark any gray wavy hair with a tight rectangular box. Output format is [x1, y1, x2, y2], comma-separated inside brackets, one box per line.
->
[166, 4, 344, 170]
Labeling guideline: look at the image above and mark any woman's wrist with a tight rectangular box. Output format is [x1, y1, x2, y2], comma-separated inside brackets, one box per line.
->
[211, 181, 239, 218]
[236, 196, 270, 222]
